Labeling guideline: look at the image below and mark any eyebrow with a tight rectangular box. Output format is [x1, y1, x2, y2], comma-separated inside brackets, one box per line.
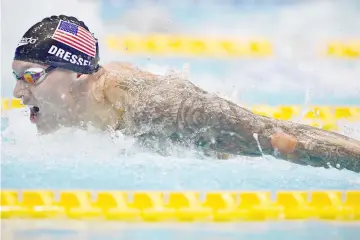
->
[13, 63, 37, 75]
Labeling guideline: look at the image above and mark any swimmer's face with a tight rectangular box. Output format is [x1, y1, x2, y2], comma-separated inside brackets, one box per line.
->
[12, 60, 76, 132]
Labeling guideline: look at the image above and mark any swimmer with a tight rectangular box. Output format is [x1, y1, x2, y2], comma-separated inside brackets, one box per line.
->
[12, 15, 360, 172]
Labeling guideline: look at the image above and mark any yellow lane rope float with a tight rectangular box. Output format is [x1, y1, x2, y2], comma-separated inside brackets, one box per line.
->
[1, 190, 359, 221]
[105, 34, 360, 58]
[106, 34, 273, 57]
[327, 40, 360, 58]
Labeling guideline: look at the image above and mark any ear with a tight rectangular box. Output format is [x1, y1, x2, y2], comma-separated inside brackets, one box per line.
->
[70, 73, 89, 94]
[73, 72, 89, 82]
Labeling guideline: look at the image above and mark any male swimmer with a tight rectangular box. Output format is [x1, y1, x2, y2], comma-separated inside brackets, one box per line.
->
[12, 15, 360, 172]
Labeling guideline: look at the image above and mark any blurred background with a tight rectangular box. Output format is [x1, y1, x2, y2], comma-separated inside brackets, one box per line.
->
[2, 0, 360, 106]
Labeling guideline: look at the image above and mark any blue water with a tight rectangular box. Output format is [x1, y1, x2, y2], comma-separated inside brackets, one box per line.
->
[2, 221, 360, 240]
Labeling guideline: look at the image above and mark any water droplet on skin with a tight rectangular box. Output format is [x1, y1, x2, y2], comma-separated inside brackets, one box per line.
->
[253, 133, 263, 155]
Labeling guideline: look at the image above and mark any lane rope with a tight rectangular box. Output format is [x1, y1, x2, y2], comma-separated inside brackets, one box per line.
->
[105, 34, 360, 58]
[1, 190, 360, 221]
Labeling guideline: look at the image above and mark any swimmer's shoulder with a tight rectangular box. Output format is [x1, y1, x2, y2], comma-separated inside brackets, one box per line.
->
[102, 61, 135, 72]
[102, 61, 158, 79]
[101, 61, 160, 92]
[98, 62, 159, 106]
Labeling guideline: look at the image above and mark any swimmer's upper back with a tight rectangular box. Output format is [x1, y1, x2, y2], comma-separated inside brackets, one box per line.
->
[90, 61, 207, 131]
[87, 62, 161, 129]
[102, 62, 160, 101]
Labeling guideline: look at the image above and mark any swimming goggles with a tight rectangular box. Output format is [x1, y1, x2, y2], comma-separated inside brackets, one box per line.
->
[13, 66, 57, 85]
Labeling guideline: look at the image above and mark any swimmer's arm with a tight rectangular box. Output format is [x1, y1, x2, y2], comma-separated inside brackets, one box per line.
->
[180, 96, 360, 172]
[270, 122, 360, 172]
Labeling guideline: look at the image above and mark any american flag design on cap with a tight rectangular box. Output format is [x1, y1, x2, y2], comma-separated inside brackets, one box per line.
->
[51, 20, 96, 57]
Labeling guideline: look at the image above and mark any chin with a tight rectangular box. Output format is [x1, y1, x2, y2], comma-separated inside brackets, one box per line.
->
[36, 123, 60, 135]
[33, 113, 62, 135]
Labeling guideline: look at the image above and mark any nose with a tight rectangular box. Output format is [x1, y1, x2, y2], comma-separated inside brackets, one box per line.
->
[13, 80, 29, 99]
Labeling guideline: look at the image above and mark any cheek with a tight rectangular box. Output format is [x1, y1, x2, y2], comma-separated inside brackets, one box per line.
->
[32, 84, 58, 103]
[33, 75, 71, 103]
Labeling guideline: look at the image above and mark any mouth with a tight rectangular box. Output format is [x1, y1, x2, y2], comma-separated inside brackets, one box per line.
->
[30, 106, 40, 123]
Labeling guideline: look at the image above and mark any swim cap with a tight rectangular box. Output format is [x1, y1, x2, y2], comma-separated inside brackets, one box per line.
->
[14, 15, 100, 74]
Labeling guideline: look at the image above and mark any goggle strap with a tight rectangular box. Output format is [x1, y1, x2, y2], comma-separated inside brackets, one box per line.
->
[45, 65, 57, 73]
